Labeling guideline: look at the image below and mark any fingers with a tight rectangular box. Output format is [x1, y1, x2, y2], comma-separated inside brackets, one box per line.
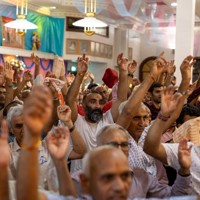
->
[57, 104, 70, 113]
[178, 137, 190, 151]
[162, 85, 177, 95]
[50, 126, 69, 139]
[25, 86, 53, 116]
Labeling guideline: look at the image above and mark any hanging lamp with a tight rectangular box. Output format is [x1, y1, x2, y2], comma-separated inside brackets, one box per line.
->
[72, 0, 107, 36]
[4, 0, 38, 37]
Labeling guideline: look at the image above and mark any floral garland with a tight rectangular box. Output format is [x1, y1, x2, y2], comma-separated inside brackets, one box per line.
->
[10, 58, 26, 71]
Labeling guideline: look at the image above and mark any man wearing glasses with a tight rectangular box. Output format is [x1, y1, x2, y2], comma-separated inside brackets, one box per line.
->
[94, 124, 193, 198]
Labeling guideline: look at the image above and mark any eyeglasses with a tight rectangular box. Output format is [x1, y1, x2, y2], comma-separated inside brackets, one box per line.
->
[107, 142, 131, 150]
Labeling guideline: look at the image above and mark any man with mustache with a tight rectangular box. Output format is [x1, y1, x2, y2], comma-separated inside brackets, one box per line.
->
[66, 53, 129, 173]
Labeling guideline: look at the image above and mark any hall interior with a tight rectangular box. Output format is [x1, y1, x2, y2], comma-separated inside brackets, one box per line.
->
[0, 0, 199, 83]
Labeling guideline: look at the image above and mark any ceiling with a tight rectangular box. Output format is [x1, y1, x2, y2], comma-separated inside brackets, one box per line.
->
[1, 0, 200, 35]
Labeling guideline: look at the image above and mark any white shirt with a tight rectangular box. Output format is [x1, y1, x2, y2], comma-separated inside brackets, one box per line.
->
[163, 142, 200, 194]
[69, 110, 114, 173]
[9, 138, 58, 191]
[128, 126, 157, 176]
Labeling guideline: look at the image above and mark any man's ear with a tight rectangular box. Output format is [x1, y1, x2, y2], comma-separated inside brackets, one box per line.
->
[80, 173, 91, 194]
[148, 91, 152, 99]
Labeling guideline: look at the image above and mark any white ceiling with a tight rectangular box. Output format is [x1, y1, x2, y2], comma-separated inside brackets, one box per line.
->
[1, 0, 200, 31]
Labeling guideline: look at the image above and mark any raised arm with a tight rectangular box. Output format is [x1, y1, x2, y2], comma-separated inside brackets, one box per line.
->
[111, 53, 128, 122]
[57, 105, 87, 160]
[165, 60, 176, 86]
[31, 52, 40, 79]
[178, 56, 195, 92]
[0, 120, 10, 200]
[4, 62, 14, 106]
[65, 55, 89, 123]
[16, 86, 53, 200]
[144, 86, 183, 164]
[116, 53, 166, 129]
[14, 70, 33, 98]
[47, 126, 76, 197]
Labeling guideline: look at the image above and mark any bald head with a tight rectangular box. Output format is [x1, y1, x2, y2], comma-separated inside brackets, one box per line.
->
[80, 146, 132, 200]
[82, 146, 128, 177]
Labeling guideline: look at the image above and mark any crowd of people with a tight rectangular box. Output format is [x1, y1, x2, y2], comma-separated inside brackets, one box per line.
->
[0, 52, 200, 200]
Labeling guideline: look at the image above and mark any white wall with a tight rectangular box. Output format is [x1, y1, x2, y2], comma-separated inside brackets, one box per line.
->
[63, 22, 116, 67]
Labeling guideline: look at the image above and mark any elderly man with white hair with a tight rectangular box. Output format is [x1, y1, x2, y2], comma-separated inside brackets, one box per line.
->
[7, 104, 57, 191]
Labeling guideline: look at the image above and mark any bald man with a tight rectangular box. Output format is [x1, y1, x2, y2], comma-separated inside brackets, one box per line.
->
[80, 146, 132, 200]
[71, 124, 193, 199]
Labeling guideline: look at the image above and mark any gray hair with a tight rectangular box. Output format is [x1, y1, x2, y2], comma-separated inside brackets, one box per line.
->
[7, 105, 23, 129]
[96, 123, 129, 146]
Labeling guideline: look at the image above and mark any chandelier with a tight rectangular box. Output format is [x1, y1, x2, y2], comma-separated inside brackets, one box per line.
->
[4, 0, 38, 37]
[72, 0, 107, 36]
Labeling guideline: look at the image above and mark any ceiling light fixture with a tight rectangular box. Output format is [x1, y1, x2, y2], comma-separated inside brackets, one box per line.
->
[4, 0, 38, 37]
[72, 0, 107, 36]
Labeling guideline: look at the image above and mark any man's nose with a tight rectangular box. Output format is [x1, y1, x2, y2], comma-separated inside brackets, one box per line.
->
[94, 102, 101, 109]
[139, 118, 146, 126]
[112, 177, 125, 192]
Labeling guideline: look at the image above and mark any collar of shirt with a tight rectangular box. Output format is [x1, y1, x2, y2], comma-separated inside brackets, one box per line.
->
[12, 138, 43, 152]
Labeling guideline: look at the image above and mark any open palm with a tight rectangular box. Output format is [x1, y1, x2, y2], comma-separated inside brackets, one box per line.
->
[161, 86, 182, 116]
[178, 138, 192, 169]
[47, 127, 70, 161]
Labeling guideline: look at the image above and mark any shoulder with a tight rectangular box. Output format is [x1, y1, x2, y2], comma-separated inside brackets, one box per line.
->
[41, 190, 79, 200]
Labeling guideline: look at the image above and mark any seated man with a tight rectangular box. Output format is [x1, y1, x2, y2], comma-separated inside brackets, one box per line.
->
[144, 86, 199, 194]
[144, 82, 163, 120]
[7, 104, 58, 191]
[0, 94, 197, 200]
[72, 124, 194, 199]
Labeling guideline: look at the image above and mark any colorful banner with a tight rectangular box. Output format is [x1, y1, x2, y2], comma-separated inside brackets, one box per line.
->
[0, 4, 64, 56]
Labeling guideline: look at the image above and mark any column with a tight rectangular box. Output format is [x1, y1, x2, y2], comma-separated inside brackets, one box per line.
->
[174, 0, 196, 84]
[113, 28, 129, 67]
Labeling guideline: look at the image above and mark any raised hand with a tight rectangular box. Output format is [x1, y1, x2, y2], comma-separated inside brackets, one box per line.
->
[117, 53, 128, 72]
[128, 60, 137, 74]
[57, 105, 72, 123]
[160, 86, 182, 116]
[4, 62, 13, 80]
[23, 85, 53, 136]
[45, 71, 56, 79]
[77, 54, 89, 76]
[47, 126, 70, 161]
[178, 138, 192, 172]
[31, 52, 40, 66]
[166, 60, 176, 75]
[88, 71, 95, 81]
[150, 52, 167, 80]
[23, 70, 33, 82]
[180, 55, 195, 81]
[0, 120, 10, 168]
